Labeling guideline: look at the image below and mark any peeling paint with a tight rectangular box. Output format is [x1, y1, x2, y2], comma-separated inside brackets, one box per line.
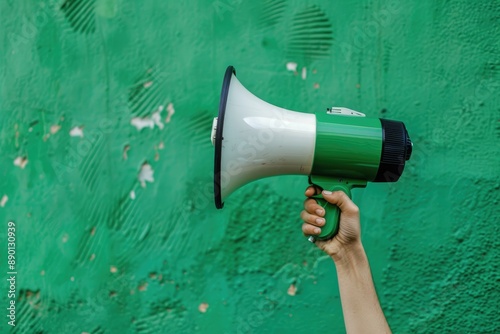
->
[138, 163, 154, 187]
[130, 117, 155, 131]
[130, 105, 165, 130]
[286, 62, 298, 72]
[165, 103, 175, 123]
[69, 126, 84, 137]
[0, 195, 8, 207]
[123, 145, 130, 160]
[152, 106, 164, 129]
[14, 156, 28, 169]
[198, 303, 209, 313]
[50, 124, 61, 134]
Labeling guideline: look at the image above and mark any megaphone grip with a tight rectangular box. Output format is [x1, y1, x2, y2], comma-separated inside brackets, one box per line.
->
[308, 176, 367, 241]
[311, 186, 350, 240]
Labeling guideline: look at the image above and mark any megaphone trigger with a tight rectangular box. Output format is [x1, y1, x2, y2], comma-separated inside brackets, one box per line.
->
[309, 175, 367, 241]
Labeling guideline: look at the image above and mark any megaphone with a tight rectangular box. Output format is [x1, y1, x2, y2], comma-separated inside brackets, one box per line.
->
[212, 66, 412, 241]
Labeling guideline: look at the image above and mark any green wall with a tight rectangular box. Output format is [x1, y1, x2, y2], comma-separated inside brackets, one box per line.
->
[1, 0, 499, 332]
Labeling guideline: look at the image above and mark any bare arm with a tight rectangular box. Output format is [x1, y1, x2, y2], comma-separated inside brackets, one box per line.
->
[334, 241, 391, 334]
[301, 188, 391, 334]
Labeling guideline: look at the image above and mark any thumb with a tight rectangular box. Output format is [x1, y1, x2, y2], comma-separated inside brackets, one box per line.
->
[321, 190, 359, 217]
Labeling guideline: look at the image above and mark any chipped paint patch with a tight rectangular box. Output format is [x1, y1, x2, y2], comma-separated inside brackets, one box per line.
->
[198, 302, 209, 313]
[123, 145, 130, 160]
[152, 106, 164, 129]
[130, 117, 154, 131]
[0, 195, 8, 207]
[70, 126, 84, 137]
[50, 124, 61, 134]
[166, 103, 175, 123]
[14, 156, 28, 169]
[130, 190, 136, 200]
[131, 105, 165, 130]
[286, 62, 298, 72]
[301, 67, 307, 80]
[287, 284, 297, 296]
[138, 163, 154, 187]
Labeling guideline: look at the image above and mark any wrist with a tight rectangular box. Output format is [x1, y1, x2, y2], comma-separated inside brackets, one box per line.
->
[331, 241, 367, 269]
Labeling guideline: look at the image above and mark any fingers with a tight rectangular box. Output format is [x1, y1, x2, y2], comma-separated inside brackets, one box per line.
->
[300, 210, 325, 227]
[302, 190, 326, 235]
[304, 198, 325, 216]
[321, 190, 359, 216]
[302, 222, 322, 236]
[304, 186, 325, 216]
[304, 185, 322, 197]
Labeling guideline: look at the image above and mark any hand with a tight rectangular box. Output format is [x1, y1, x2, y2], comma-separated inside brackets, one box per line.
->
[301, 186, 362, 259]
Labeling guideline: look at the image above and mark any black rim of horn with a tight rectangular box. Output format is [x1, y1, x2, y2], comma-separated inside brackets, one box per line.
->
[214, 66, 236, 209]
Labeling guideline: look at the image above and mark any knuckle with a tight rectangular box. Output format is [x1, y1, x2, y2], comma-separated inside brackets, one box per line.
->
[301, 211, 317, 224]
[312, 185, 323, 194]
[349, 204, 360, 215]
[337, 191, 348, 199]
[304, 198, 315, 207]
[308, 214, 318, 224]
[302, 223, 320, 235]
[305, 199, 318, 212]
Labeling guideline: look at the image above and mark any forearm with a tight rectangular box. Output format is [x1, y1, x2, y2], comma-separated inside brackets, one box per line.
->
[333, 242, 391, 334]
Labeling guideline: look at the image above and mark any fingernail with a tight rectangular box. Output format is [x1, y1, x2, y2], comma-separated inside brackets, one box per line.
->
[322, 190, 332, 195]
[314, 228, 321, 234]
[315, 218, 325, 225]
[315, 209, 324, 216]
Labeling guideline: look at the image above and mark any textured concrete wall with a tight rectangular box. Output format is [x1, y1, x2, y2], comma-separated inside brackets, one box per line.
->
[0, 0, 499, 333]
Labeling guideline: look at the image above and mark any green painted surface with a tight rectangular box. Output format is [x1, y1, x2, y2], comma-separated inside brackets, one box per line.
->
[0, 0, 499, 333]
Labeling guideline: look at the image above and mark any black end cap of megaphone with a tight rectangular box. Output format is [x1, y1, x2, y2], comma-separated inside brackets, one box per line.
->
[214, 66, 236, 209]
[373, 119, 413, 182]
